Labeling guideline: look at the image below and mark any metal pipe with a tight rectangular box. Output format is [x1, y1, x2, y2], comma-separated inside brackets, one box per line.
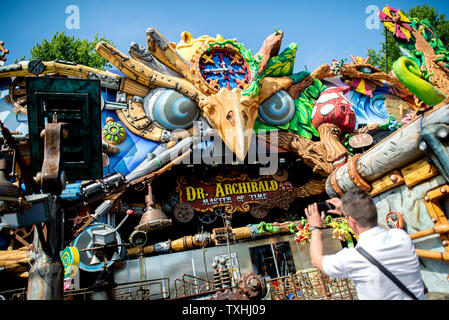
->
[325, 106, 449, 197]
[102, 142, 120, 154]
[125, 136, 196, 183]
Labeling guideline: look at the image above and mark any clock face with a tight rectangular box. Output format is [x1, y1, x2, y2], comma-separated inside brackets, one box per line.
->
[199, 48, 251, 91]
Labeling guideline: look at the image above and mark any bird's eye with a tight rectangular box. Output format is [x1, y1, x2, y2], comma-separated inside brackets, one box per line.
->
[356, 65, 373, 74]
[258, 90, 295, 126]
[143, 88, 199, 130]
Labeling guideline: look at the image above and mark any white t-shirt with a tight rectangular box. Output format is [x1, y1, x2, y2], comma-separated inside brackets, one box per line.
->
[322, 226, 425, 300]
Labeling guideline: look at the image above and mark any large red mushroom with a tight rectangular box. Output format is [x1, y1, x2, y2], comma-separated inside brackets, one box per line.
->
[311, 86, 356, 168]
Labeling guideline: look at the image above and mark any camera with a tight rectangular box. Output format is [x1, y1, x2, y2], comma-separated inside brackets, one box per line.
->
[316, 202, 335, 214]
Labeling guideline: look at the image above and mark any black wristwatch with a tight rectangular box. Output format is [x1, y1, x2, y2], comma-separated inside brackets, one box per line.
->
[309, 226, 322, 231]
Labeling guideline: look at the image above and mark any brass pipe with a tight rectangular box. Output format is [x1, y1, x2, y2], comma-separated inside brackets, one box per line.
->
[415, 249, 449, 262]
[409, 224, 449, 240]
[126, 245, 155, 256]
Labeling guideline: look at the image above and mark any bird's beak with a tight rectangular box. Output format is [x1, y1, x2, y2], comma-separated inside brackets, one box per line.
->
[202, 87, 259, 161]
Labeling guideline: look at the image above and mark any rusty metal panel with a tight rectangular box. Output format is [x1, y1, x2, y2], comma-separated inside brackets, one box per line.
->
[26, 77, 102, 181]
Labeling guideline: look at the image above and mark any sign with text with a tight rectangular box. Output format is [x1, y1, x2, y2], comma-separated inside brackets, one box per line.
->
[175, 173, 293, 213]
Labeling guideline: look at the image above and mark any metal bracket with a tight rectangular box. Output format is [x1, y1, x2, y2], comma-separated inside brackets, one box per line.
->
[40, 117, 65, 195]
[418, 123, 449, 183]
[87, 71, 121, 90]
[147, 28, 168, 51]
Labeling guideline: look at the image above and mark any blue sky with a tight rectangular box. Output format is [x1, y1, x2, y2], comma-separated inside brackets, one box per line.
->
[1, 0, 449, 72]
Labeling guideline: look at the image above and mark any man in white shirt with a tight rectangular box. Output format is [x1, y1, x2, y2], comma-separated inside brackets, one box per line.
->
[305, 190, 425, 300]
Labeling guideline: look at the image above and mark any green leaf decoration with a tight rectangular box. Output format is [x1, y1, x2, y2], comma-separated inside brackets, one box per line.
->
[261, 42, 298, 78]
[289, 71, 310, 84]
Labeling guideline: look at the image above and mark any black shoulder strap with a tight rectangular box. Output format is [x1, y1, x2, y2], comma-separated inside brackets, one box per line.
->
[356, 246, 418, 300]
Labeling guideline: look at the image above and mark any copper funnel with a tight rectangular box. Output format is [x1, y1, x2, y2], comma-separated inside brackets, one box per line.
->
[136, 183, 172, 232]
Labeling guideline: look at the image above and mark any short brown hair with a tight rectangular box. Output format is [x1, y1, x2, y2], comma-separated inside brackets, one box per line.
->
[341, 190, 378, 228]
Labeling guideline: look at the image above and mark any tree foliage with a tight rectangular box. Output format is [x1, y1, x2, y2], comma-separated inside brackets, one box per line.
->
[367, 4, 449, 73]
[367, 30, 401, 73]
[29, 32, 114, 70]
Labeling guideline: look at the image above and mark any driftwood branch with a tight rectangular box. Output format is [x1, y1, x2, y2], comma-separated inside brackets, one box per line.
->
[287, 75, 314, 100]
[256, 30, 284, 76]
[271, 131, 333, 176]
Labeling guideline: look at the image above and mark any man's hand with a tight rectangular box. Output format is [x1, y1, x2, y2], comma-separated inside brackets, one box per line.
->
[305, 203, 325, 228]
[305, 202, 326, 273]
[326, 198, 344, 216]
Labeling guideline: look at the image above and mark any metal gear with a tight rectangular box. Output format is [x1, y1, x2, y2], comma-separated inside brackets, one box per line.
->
[173, 202, 195, 223]
[249, 204, 269, 219]
[213, 206, 226, 217]
[197, 210, 218, 225]
[239, 271, 266, 299]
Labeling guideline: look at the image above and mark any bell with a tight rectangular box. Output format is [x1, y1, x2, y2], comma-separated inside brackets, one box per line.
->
[135, 184, 172, 232]
[0, 159, 23, 201]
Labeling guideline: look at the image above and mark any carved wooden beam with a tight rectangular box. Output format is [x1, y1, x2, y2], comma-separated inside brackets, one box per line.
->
[146, 28, 197, 85]
[96, 41, 200, 101]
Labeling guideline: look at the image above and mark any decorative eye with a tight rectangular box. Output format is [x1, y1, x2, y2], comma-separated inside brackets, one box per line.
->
[258, 90, 295, 126]
[143, 88, 199, 130]
[356, 65, 373, 74]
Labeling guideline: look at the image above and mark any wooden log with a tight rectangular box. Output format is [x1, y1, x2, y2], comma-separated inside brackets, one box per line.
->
[126, 245, 155, 256]
[256, 30, 284, 76]
[233, 227, 252, 240]
[325, 106, 449, 197]
[0, 61, 122, 90]
[2, 263, 28, 274]
[274, 131, 332, 176]
[287, 75, 314, 100]
[310, 64, 333, 79]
